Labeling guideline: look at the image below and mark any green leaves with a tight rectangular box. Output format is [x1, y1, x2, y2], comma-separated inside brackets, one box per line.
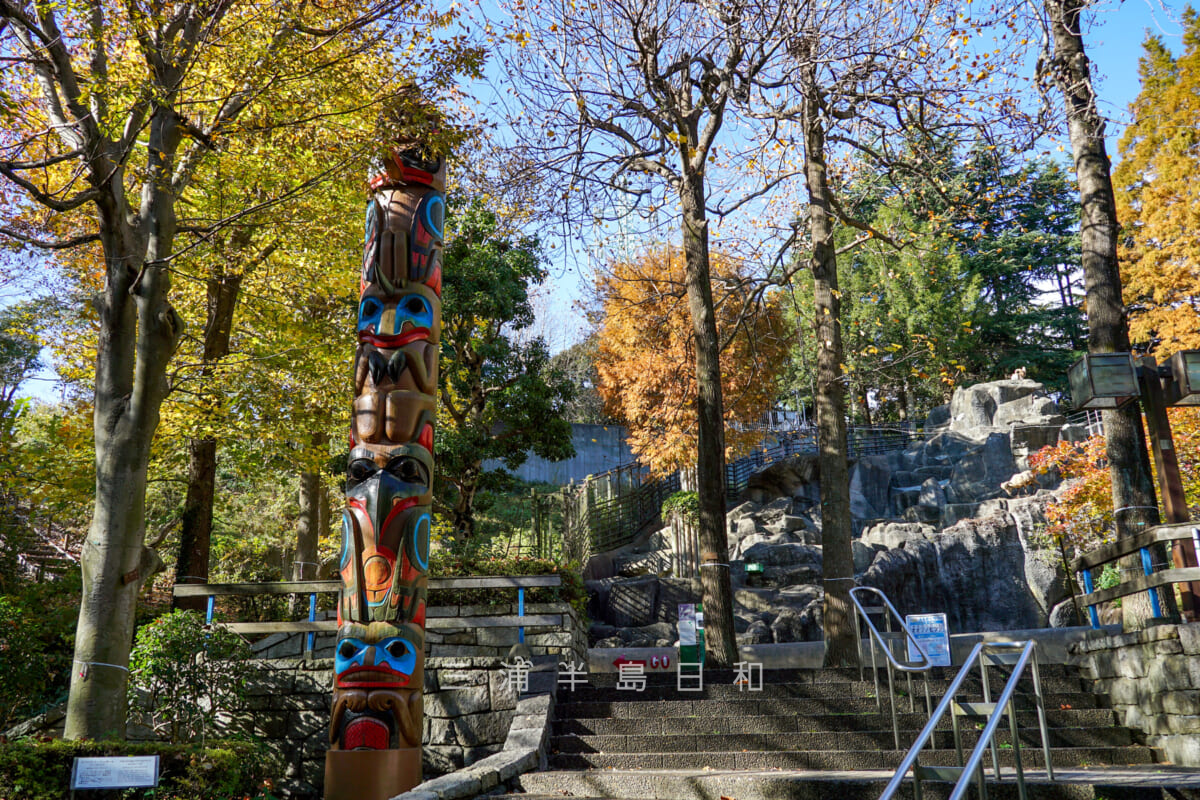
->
[127, 610, 251, 745]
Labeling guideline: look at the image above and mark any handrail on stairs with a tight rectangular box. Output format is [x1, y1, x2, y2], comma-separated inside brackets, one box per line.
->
[848, 586, 934, 749]
[877, 640, 1055, 800]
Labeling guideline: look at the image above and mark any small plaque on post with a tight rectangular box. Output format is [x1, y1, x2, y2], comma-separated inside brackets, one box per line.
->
[70, 756, 160, 790]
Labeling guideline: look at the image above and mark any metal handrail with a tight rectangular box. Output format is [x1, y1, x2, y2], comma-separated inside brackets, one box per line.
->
[849, 586, 934, 749]
[878, 640, 1054, 800]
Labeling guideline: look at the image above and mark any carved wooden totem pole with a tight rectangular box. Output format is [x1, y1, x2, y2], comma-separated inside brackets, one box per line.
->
[325, 141, 443, 800]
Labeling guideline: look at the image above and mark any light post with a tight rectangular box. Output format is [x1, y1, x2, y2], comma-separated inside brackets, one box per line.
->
[1068, 351, 1200, 622]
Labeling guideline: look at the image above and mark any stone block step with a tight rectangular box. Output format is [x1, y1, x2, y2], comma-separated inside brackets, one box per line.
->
[556, 692, 1100, 719]
[550, 726, 1133, 755]
[561, 675, 1085, 702]
[515, 767, 1196, 800]
[548, 746, 1158, 771]
[554, 708, 1120, 736]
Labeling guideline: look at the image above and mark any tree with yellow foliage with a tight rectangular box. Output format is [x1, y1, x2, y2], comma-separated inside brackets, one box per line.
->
[0, 0, 480, 740]
[1114, 10, 1200, 358]
[594, 246, 790, 476]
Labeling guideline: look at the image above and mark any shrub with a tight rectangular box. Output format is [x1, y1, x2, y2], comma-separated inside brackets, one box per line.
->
[0, 739, 279, 800]
[0, 570, 80, 728]
[661, 491, 699, 526]
[127, 610, 252, 744]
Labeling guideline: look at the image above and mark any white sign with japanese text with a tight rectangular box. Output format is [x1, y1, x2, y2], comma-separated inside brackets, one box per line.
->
[905, 612, 952, 667]
[71, 756, 159, 789]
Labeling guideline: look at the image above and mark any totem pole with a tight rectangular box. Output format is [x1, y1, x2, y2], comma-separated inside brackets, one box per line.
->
[324, 140, 443, 800]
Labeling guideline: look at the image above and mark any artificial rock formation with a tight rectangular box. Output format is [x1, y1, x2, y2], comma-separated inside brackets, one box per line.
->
[325, 142, 444, 800]
[585, 378, 1084, 647]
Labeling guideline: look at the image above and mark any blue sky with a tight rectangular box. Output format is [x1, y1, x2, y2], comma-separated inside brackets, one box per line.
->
[15, 1, 1192, 400]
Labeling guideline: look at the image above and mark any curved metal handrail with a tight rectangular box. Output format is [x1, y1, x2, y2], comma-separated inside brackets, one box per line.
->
[849, 586, 935, 673]
[849, 585, 934, 748]
[878, 640, 1054, 800]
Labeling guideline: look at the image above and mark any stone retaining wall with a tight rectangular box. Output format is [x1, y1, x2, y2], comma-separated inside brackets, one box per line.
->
[425, 602, 588, 663]
[219, 656, 536, 798]
[1069, 621, 1200, 766]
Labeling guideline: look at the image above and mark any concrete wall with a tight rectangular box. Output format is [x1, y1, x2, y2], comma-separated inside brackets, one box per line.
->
[1069, 621, 1200, 767]
[482, 423, 634, 485]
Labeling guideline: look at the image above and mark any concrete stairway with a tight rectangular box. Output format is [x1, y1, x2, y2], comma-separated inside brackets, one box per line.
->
[505, 666, 1191, 800]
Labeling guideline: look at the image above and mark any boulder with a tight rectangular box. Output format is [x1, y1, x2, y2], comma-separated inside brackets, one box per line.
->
[994, 394, 1062, 428]
[742, 542, 823, 569]
[919, 477, 946, 510]
[852, 540, 877, 573]
[925, 403, 951, 430]
[948, 432, 1016, 503]
[949, 379, 1043, 434]
[1049, 599, 1084, 628]
[850, 455, 895, 519]
[769, 593, 823, 642]
[744, 454, 819, 504]
[739, 620, 774, 645]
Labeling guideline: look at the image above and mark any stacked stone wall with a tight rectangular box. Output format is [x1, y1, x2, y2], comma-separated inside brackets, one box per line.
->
[1069, 621, 1200, 766]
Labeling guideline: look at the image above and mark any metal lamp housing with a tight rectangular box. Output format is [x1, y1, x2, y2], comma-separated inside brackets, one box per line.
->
[1167, 350, 1200, 406]
[1068, 352, 1139, 410]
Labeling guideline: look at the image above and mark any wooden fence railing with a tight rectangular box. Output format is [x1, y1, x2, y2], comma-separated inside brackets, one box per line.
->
[1073, 522, 1200, 627]
[173, 575, 564, 658]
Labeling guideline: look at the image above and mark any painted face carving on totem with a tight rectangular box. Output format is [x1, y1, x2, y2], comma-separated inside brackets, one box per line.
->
[327, 137, 444, 798]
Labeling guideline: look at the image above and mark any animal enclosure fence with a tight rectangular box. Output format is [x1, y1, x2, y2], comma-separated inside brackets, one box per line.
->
[530, 425, 919, 562]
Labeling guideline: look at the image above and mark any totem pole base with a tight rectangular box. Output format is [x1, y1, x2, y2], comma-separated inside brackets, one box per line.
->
[324, 748, 421, 800]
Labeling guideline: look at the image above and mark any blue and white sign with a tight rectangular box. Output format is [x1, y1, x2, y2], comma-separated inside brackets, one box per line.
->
[71, 756, 159, 790]
[905, 612, 952, 667]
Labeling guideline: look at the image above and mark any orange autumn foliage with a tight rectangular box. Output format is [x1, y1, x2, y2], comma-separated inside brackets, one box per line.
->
[593, 246, 791, 475]
[1030, 407, 1200, 556]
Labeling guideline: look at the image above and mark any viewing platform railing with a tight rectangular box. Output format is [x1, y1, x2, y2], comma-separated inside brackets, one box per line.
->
[173, 575, 563, 658]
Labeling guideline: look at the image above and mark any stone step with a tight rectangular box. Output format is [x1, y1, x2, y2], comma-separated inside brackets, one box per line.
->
[554, 707, 1121, 737]
[556, 692, 1102, 718]
[560, 675, 1087, 701]
[550, 726, 1134, 754]
[514, 768, 1196, 800]
[547, 745, 1158, 771]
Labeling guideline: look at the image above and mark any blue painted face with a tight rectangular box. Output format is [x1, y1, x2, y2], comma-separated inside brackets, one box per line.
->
[357, 295, 434, 340]
[335, 634, 418, 683]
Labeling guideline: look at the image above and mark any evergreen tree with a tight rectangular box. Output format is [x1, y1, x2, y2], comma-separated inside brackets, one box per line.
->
[783, 149, 1082, 422]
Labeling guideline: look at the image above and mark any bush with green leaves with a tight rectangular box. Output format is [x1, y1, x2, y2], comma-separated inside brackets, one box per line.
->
[661, 491, 699, 526]
[0, 570, 80, 728]
[127, 610, 252, 744]
[0, 738, 279, 800]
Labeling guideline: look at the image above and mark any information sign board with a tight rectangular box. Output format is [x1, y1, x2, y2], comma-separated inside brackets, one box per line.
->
[905, 612, 952, 667]
[70, 756, 160, 790]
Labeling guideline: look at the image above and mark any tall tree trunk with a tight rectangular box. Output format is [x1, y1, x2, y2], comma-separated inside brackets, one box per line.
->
[294, 432, 328, 582]
[801, 73, 857, 666]
[66, 112, 186, 739]
[1044, 0, 1172, 628]
[679, 174, 737, 668]
[174, 273, 242, 612]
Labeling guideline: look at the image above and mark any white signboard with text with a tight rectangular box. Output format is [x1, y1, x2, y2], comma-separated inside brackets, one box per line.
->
[905, 612, 952, 667]
[71, 756, 160, 790]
